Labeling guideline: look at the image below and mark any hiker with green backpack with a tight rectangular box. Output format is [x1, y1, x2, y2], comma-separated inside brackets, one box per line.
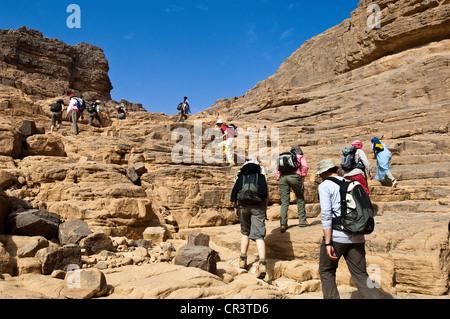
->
[316, 158, 380, 299]
[230, 155, 268, 280]
[275, 146, 309, 232]
[50, 99, 64, 132]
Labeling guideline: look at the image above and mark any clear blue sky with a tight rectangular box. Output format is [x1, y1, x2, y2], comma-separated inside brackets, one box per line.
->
[1, 0, 359, 114]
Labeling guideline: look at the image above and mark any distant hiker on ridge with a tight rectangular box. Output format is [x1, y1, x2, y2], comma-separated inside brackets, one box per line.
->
[176, 97, 190, 123]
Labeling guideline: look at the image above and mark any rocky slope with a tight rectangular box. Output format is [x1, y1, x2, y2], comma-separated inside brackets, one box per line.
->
[0, 0, 449, 299]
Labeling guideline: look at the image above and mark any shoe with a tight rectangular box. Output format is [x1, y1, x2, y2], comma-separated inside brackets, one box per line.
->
[299, 222, 309, 228]
[392, 181, 398, 188]
[256, 261, 267, 279]
[280, 225, 288, 233]
[239, 254, 247, 270]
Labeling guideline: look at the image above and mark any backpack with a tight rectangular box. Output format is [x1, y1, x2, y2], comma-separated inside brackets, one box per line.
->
[373, 142, 384, 152]
[327, 177, 375, 236]
[177, 103, 183, 111]
[277, 152, 299, 173]
[75, 98, 86, 112]
[87, 103, 97, 113]
[237, 173, 262, 204]
[50, 103, 62, 113]
[341, 146, 365, 171]
[227, 124, 238, 138]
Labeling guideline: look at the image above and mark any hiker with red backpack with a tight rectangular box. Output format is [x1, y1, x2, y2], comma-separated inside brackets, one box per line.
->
[216, 119, 237, 166]
[341, 140, 374, 194]
[275, 146, 309, 232]
[66, 93, 86, 136]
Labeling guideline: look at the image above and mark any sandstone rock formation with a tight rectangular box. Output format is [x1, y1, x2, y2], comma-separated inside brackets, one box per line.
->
[0, 0, 449, 299]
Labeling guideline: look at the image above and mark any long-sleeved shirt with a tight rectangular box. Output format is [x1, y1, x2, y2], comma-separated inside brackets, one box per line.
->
[66, 98, 80, 114]
[275, 154, 309, 181]
[343, 149, 372, 177]
[318, 176, 365, 244]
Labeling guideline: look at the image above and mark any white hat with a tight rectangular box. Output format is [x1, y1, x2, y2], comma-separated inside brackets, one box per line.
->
[316, 159, 338, 175]
[244, 155, 259, 166]
[216, 119, 224, 124]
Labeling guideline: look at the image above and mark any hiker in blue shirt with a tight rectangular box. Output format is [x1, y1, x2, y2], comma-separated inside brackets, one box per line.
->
[371, 138, 398, 188]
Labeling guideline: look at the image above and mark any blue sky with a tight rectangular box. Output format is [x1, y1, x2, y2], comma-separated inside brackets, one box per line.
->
[1, 0, 359, 114]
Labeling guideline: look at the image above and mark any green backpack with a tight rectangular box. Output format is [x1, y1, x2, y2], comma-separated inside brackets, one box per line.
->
[237, 173, 262, 204]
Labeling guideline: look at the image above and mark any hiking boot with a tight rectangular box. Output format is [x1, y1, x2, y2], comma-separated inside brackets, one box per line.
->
[239, 254, 247, 270]
[392, 180, 398, 188]
[280, 224, 288, 233]
[299, 221, 309, 227]
[256, 260, 267, 279]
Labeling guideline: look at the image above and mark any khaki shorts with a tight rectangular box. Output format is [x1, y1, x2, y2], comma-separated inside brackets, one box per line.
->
[238, 202, 267, 241]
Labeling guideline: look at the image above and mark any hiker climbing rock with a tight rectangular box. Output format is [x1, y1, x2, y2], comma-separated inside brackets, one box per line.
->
[316, 158, 380, 299]
[230, 155, 268, 280]
[117, 103, 127, 120]
[50, 99, 64, 132]
[87, 100, 103, 127]
[371, 138, 398, 187]
[341, 140, 373, 194]
[66, 94, 85, 136]
[176, 97, 190, 123]
[216, 119, 237, 166]
[275, 146, 309, 232]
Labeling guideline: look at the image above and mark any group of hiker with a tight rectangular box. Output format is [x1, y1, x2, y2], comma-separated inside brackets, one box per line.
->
[230, 135, 397, 299]
[49, 94, 128, 135]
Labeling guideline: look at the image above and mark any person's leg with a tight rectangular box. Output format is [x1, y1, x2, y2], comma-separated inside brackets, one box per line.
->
[319, 240, 347, 299]
[279, 175, 291, 231]
[239, 206, 251, 269]
[289, 175, 307, 225]
[385, 172, 398, 187]
[71, 111, 79, 135]
[344, 243, 381, 299]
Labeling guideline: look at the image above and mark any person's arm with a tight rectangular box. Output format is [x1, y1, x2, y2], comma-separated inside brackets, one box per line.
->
[299, 155, 309, 177]
[319, 183, 338, 261]
[358, 150, 373, 179]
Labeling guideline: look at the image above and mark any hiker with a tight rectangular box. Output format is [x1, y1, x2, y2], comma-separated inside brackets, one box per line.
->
[316, 158, 381, 299]
[371, 138, 398, 188]
[50, 99, 64, 132]
[230, 155, 268, 280]
[117, 103, 127, 120]
[275, 146, 309, 232]
[66, 94, 85, 136]
[87, 100, 103, 127]
[341, 140, 374, 194]
[176, 97, 190, 123]
[216, 119, 237, 166]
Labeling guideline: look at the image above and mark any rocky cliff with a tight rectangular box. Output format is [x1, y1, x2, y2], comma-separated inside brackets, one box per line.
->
[0, 0, 449, 299]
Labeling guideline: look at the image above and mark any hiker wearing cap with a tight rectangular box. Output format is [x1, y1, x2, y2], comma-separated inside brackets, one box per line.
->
[66, 94, 84, 136]
[50, 99, 64, 132]
[87, 100, 103, 126]
[176, 97, 190, 123]
[342, 140, 373, 194]
[275, 146, 309, 232]
[230, 155, 268, 279]
[316, 159, 381, 299]
[117, 103, 127, 120]
[216, 119, 236, 166]
[371, 138, 398, 188]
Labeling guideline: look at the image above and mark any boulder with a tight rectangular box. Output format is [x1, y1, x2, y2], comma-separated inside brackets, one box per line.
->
[0, 242, 13, 275]
[174, 245, 220, 275]
[24, 135, 66, 157]
[19, 119, 37, 137]
[35, 244, 81, 275]
[143, 227, 167, 245]
[79, 232, 114, 255]
[0, 191, 10, 234]
[187, 232, 210, 247]
[63, 268, 108, 299]
[7, 209, 60, 239]
[58, 220, 92, 245]
[0, 170, 17, 189]
[17, 236, 49, 258]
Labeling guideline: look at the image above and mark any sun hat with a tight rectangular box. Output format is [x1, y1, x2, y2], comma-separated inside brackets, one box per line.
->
[244, 155, 259, 166]
[316, 158, 338, 175]
[216, 119, 224, 124]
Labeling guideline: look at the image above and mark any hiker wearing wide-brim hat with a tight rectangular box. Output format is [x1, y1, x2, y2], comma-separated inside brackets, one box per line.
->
[316, 158, 381, 299]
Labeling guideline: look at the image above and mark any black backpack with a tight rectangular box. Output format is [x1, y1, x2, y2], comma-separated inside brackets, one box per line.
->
[237, 173, 262, 204]
[327, 177, 375, 235]
[87, 103, 97, 113]
[341, 146, 365, 171]
[50, 103, 62, 113]
[277, 152, 299, 173]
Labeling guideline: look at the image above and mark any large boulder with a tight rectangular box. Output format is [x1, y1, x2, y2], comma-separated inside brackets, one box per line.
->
[174, 245, 220, 275]
[63, 268, 109, 299]
[35, 244, 82, 275]
[79, 232, 114, 255]
[58, 220, 93, 245]
[7, 209, 60, 239]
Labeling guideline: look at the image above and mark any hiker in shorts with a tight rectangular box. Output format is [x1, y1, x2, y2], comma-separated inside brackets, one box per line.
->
[50, 99, 64, 132]
[275, 146, 309, 232]
[87, 100, 103, 127]
[342, 140, 374, 194]
[371, 138, 398, 188]
[216, 119, 236, 166]
[176, 97, 190, 123]
[230, 155, 268, 279]
[66, 94, 84, 136]
[316, 158, 381, 299]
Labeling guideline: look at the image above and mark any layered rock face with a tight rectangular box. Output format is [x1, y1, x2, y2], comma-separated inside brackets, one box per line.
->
[0, 0, 449, 298]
